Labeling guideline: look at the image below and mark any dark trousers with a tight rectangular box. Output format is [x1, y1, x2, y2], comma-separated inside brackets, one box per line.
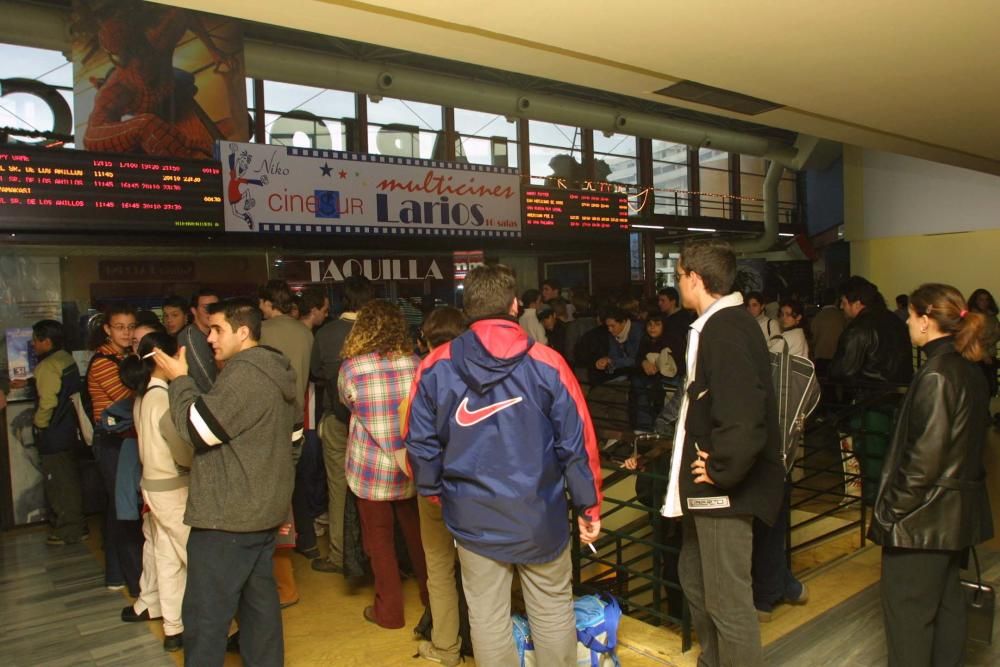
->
[40, 450, 85, 542]
[751, 484, 800, 611]
[881, 546, 966, 667]
[93, 433, 143, 594]
[679, 513, 762, 667]
[184, 528, 283, 667]
[356, 496, 429, 629]
[291, 430, 325, 551]
[631, 374, 666, 431]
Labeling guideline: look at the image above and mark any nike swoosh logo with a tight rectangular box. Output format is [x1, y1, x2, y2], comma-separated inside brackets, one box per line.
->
[454, 396, 523, 427]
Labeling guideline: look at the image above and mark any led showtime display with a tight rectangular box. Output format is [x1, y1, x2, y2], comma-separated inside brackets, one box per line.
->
[0, 146, 223, 232]
[523, 186, 629, 239]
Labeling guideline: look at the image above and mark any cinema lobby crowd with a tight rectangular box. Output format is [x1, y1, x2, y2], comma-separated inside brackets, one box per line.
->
[3, 254, 997, 666]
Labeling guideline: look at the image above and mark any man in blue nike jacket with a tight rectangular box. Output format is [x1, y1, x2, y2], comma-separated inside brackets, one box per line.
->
[405, 264, 602, 667]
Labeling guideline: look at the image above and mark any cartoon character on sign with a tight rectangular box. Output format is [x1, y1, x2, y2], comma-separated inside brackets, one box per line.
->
[227, 144, 268, 229]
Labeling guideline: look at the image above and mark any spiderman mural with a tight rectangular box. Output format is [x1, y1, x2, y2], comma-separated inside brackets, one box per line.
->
[71, 0, 248, 158]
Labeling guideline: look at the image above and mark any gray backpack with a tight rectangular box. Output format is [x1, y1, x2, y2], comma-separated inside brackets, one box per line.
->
[770, 335, 821, 473]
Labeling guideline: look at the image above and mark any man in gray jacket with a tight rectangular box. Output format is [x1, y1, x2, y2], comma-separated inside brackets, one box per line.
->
[155, 298, 297, 667]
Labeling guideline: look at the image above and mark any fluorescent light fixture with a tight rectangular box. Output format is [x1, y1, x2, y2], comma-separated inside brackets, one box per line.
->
[778, 233, 795, 237]
[630, 224, 665, 230]
[687, 227, 716, 233]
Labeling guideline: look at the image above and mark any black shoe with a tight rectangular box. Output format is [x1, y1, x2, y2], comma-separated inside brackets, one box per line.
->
[311, 557, 343, 574]
[121, 606, 161, 622]
[226, 631, 240, 653]
[163, 633, 183, 652]
[295, 545, 321, 559]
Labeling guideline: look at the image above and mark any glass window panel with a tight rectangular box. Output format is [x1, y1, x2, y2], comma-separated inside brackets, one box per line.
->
[740, 173, 765, 221]
[593, 132, 637, 185]
[264, 81, 356, 121]
[0, 44, 72, 86]
[651, 139, 689, 215]
[698, 148, 731, 218]
[453, 108, 518, 168]
[528, 143, 582, 184]
[367, 125, 441, 159]
[455, 135, 518, 169]
[366, 96, 442, 130]
[528, 120, 581, 150]
[454, 109, 517, 140]
[260, 81, 356, 149]
[528, 121, 582, 184]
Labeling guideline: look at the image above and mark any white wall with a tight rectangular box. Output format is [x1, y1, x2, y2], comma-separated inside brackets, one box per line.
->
[860, 150, 1000, 239]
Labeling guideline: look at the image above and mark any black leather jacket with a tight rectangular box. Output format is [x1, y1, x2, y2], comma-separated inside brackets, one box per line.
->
[829, 306, 913, 388]
[868, 337, 994, 550]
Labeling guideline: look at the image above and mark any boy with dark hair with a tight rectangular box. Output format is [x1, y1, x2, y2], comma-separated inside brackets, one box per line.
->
[31, 319, 85, 546]
[178, 288, 221, 393]
[161, 295, 189, 337]
[663, 239, 782, 667]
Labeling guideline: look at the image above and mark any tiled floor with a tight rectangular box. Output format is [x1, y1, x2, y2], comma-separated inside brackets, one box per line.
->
[3, 518, 997, 666]
[0, 526, 172, 667]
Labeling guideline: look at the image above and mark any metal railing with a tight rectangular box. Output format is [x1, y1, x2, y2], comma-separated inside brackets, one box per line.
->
[567, 374, 905, 653]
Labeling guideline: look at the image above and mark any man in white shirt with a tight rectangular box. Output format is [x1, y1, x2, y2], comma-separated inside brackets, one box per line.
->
[518, 289, 547, 344]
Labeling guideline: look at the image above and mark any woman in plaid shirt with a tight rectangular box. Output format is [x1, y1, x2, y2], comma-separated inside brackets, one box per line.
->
[338, 300, 429, 629]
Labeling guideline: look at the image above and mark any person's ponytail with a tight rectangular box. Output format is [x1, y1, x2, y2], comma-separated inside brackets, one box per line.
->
[910, 283, 997, 362]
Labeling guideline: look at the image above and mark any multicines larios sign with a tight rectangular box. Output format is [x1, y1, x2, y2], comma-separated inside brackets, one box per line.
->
[220, 142, 521, 238]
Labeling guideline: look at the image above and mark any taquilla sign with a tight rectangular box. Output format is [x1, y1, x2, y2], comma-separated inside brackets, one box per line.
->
[220, 142, 521, 238]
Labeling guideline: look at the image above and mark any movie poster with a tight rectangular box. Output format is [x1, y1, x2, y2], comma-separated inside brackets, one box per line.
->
[70, 1, 248, 158]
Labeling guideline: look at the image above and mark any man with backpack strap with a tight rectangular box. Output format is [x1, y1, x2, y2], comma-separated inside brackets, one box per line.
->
[31, 319, 85, 546]
[662, 241, 783, 667]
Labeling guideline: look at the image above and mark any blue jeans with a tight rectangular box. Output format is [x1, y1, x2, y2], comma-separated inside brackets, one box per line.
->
[184, 528, 283, 666]
[93, 432, 143, 594]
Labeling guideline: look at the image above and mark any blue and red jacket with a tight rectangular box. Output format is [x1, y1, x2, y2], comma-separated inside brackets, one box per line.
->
[404, 318, 602, 564]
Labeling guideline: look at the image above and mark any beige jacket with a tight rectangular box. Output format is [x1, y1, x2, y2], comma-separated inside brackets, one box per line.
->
[136, 377, 191, 492]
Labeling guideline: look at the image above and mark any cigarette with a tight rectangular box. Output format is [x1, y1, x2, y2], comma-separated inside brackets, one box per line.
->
[588, 542, 597, 554]
[141, 351, 157, 360]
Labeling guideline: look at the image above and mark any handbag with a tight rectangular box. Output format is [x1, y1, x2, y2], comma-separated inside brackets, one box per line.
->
[962, 547, 995, 646]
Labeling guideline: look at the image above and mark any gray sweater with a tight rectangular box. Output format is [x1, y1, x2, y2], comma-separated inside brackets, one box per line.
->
[168, 345, 297, 532]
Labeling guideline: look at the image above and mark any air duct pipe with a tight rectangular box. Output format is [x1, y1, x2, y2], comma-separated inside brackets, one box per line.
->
[244, 41, 798, 165]
[732, 159, 784, 253]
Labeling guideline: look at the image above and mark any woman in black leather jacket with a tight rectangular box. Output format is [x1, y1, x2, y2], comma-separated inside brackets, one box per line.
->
[869, 283, 995, 667]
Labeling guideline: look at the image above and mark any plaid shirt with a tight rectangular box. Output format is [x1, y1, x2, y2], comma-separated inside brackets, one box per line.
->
[339, 352, 419, 501]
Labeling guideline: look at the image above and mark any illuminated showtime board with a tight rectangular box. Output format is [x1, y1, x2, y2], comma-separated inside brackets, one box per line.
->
[523, 186, 629, 240]
[0, 146, 223, 233]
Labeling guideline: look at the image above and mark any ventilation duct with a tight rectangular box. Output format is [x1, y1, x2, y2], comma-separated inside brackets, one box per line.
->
[653, 81, 783, 116]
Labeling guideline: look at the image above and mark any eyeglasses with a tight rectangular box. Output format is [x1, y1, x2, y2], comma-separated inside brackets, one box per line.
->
[674, 269, 689, 282]
[109, 324, 136, 332]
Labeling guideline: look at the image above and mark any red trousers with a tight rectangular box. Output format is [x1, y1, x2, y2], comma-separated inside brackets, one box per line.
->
[356, 496, 429, 628]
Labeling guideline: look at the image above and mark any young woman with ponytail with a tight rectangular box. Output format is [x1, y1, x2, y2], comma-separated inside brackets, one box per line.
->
[868, 283, 996, 667]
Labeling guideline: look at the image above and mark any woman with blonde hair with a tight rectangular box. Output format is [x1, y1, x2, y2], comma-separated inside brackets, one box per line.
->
[869, 283, 995, 667]
[338, 300, 429, 628]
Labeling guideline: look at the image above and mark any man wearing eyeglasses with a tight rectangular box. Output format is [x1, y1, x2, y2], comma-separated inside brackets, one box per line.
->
[88, 303, 144, 597]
